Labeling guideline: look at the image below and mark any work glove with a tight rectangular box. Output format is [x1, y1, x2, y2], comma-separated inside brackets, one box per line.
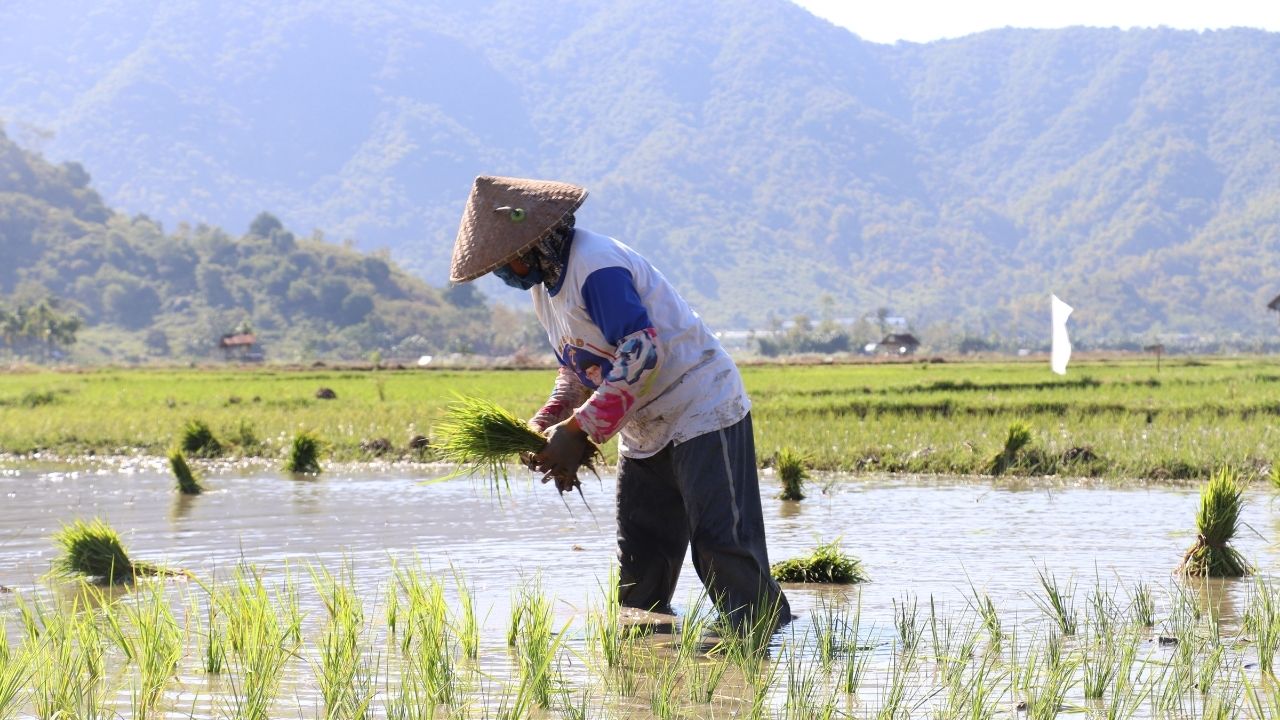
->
[534, 417, 590, 493]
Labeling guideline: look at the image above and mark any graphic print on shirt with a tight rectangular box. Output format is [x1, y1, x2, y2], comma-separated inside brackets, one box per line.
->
[574, 328, 661, 441]
[560, 343, 614, 389]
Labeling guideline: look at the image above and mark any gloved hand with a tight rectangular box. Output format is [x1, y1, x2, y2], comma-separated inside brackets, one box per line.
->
[534, 417, 589, 492]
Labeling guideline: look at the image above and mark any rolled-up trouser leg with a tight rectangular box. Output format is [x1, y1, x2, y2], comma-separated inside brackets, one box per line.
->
[616, 450, 690, 614]
[670, 412, 791, 632]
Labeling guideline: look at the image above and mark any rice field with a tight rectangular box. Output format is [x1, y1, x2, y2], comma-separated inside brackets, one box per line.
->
[2, 466, 1280, 719]
[1, 357, 1278, 480]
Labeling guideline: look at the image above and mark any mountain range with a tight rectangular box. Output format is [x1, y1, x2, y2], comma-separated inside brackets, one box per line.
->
[2, 0, 1278, 342]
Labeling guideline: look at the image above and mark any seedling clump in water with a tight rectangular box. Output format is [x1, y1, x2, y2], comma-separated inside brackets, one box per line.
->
[169, 448, 203, 495]
[52, 518, 174, 584]
[285, 430, 324, 474]
[180, 418, 223, 458]
[774, 447, 807, 501]
[1179, 467, 1250, 577]
[771, 540, 866, 584]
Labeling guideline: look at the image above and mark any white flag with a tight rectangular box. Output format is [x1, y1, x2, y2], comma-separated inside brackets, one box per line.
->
[1051, 294, 1073, 375]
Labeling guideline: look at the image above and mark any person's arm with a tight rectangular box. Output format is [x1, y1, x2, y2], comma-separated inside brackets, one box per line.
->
[570, 267, 663, 444]
[530, 366, 591, 432]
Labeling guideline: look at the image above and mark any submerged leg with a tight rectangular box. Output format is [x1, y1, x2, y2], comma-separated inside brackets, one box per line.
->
[615, 450, 690, 614]
[672, 413, 791, 634]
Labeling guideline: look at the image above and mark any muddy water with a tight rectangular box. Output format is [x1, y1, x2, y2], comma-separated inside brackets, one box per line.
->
[0, 461, 1275, 716]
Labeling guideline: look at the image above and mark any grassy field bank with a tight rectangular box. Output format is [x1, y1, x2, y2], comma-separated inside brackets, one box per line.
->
[1, 358, 1277, 480]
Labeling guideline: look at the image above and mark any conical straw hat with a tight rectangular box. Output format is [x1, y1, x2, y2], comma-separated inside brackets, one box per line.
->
[450, 176, 588, 283]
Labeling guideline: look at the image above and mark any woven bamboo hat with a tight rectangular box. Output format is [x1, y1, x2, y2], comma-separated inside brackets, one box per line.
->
[450, 175, 588, 283]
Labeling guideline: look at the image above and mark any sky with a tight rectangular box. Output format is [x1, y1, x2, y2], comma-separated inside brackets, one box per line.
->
[791, 0, 1280, 44]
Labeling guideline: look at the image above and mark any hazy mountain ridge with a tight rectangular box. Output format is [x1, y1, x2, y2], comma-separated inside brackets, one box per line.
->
[2, 0, 1279, 341]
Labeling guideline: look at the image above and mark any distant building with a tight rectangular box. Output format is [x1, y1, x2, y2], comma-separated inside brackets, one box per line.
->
[876, 333, 920, 355]
[219, 333, 263, 362]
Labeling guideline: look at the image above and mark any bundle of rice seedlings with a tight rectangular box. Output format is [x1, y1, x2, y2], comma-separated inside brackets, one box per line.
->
[284, 430, 324, 474]
[988, 421, 1033, 476]
[770, 540, 866, 584]
[169, 448, 203, 495]
[1179, 467, 1251, 577]
[434, 396, 599, 492]
[774, 447, 808, 501]
[180, 418, 223, 458]
[52, 518, 173, 584]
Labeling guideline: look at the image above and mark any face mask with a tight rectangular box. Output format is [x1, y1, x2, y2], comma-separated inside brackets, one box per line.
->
[493, 262, 543, 290]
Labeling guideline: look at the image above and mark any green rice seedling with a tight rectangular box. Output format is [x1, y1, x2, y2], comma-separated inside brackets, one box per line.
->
[687, 654, 730, 704]
[202, 596, 226, 674]
[560, 685, 592, 720]
[774, 447, 808, 501]
[587, 564, 627, 669]
[1244, 674, 1280, 720]
[514, 579, 558, 709]
[52, 518, 173, 584]
[1087, 575, 1120, 640]
[0, 636, 32, 720]
[29, 604, 111, 720]
[115, 582, 183, 719]
[168, 448, 203, 495]
[1102, 634, 1149, 720]
[893, 593, 921, 656]
[1024, 651, 1078, 720]
[988, 421, 1033, 475]
[179, 417, 222, 458]
[1246, 576, 1280, 676]
[1031, 566, 1077, 635]
[1044, 631, 1064, 672]
[650, 659, 682, 720]
[781, 646, 823, 719]
[875, 645, 915, 720]
[1179, 467, 1251, 577]
[434, 395, 601, 493]
[220, 566, 294, 720]
[385, 577, 400, 637]
[396, 564, 457, 707]
[1081, 637, 1120, 699]
[966, 585, 1002, 649]
[840, 598, 870, 695]
[812, 598, 845, 671]
[1198, 641, 1225, 694]
[312, 565, 375, 720]
[453, 570, 479, 661]
[284, 429, 324, 473]
[770, 539, 866, 584]
[1127, 582, 1155, 628]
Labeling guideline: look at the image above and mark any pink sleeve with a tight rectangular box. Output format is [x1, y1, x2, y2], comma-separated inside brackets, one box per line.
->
[530, 366, 591, 432]
[573, 327, 663, 444]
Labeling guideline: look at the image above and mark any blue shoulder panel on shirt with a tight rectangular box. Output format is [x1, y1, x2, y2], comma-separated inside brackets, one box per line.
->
[580, 267, 653, 346]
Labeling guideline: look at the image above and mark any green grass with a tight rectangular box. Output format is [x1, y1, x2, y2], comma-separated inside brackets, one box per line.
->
[770, 539, 866, 584]
[2, 358, 1279, 480]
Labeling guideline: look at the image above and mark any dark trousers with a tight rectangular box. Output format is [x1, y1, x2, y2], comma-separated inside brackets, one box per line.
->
[615, 412, 790, 631]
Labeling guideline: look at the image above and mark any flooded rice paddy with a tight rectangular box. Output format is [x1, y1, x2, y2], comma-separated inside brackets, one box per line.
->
[1, 460, 1278, 718]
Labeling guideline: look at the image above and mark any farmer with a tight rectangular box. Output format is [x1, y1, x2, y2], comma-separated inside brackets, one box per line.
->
[450, 176, 791, 634]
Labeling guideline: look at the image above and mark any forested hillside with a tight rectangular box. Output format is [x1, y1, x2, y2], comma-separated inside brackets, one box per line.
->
[0, 129, 534, 362]
[2, 0, 1279, 344]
